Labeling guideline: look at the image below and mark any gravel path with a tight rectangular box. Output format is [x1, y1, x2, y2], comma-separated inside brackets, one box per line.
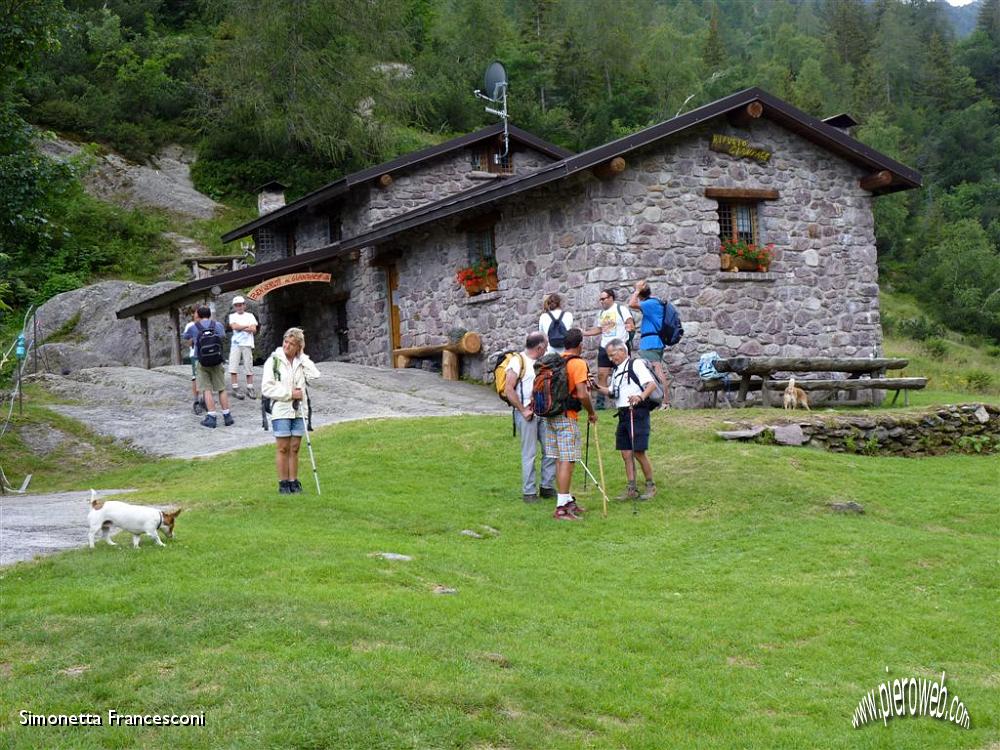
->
[4, 362, 505, 565]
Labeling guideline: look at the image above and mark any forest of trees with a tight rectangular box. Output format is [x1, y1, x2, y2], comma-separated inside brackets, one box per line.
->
[2, 0, 999, 343]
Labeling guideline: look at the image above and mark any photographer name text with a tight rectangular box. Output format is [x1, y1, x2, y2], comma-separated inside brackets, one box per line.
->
[19, 709, 205, 727]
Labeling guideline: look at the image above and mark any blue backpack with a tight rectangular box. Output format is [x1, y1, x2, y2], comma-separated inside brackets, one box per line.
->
[655, 299, 684, 347]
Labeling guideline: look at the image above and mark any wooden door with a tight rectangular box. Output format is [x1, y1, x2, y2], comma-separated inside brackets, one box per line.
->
[386, 264, 401, 357]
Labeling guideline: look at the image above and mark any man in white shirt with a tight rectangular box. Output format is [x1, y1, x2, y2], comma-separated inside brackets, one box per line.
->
[227, 296, 258, 399]
[503, 332, 556, 503]
[595, 338, 657, 501]
[583, 288, 634, 409]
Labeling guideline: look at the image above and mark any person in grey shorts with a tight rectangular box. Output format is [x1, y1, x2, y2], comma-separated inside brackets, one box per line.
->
[502, 331, 556, 503]
[183, 306, 234, 429]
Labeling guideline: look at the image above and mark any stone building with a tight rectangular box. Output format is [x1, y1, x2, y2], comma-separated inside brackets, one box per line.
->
[118, 88, 920, 407]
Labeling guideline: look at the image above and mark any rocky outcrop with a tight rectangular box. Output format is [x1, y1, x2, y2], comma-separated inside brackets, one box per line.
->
[718, 404, 1000, 456]
[35, 139, 220, 219]
[31, 280, 182, 372]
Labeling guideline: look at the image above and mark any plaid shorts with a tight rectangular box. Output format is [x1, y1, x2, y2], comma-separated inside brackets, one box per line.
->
[543, 415, 581, 462]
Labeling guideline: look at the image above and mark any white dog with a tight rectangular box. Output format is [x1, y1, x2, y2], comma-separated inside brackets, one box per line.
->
[87, 490, 182, 549]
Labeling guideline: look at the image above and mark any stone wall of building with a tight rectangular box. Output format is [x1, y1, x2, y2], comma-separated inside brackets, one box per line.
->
[296, 212, 332, 253]
[346, 117, 883, 405]
[366, 145, 558, 226]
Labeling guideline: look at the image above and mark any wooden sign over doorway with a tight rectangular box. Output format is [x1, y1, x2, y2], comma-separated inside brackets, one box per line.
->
[247, 272, 332, 301]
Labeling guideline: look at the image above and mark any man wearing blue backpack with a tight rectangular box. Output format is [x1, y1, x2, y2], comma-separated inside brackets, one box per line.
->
[628, 280, 683, 408]
[183, 305, 234, 429]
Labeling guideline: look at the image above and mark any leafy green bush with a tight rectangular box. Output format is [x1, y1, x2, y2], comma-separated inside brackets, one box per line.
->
[922, 337, 949, 359]
[962, 369, 994, 393]
[897, 316, 945, 341]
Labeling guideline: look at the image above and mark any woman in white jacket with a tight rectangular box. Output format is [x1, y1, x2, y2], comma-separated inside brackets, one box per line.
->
[261, 327, 321, 494]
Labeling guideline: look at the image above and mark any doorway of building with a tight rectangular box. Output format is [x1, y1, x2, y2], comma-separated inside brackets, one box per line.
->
[386, 264, 401, 359]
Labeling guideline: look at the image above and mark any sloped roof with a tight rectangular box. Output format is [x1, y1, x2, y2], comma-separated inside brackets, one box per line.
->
[119, 87, 921, 319]
[220, 123, 573, 243]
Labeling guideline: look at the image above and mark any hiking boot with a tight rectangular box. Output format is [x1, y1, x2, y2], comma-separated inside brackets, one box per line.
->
[193, 399, 204, 416]
[223, 412, 235, 427]
[201, 414, 217, 429]
[522, 493, 539, 503]
[640, 481, 657, 501]
[290, 479, 303, 494]
[234, 387, 245, 400]
[539, 487, 556, 499]
[553, 506, 580, 521]
[246, 385, 257, 399]
[278, 480, 292, 494]
[616, 483, 639, 501]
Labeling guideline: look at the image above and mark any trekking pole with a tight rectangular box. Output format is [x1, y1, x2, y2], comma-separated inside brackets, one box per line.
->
[301, 392, 321, 495]
[578, 460, 611, 511]
[592, 421, 608, 518]
[629, 406, 638, 516]
[583, 420, 591, 489]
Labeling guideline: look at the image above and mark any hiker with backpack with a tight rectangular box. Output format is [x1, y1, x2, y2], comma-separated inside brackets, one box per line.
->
[261, 327, 321, 495]
[594, 339, 658, 501]
[498, 332, 556, 504]
[183, 305, 234, 429]
[535, 328, 596, 521]
[628, 280, 684, 409]
[181, 306, 206, 416]
[583, 288, 634, 409]
[538, 293, 574, 355]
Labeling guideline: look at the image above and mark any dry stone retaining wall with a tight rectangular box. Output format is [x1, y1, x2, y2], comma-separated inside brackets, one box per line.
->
[777, 404, 999, 456]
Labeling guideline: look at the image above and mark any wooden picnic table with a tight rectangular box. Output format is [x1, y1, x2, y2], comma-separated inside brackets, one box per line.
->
[705, 356, 926, 407]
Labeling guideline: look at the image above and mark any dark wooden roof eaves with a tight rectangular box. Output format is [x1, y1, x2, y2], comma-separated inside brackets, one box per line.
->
[116, 244, 346, 319]
[219, 124, 573, 243]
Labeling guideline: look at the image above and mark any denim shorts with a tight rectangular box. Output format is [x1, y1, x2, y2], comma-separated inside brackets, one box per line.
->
[272, 418, 305, 438]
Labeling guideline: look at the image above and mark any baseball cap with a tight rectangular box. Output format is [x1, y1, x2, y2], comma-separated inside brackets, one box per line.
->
[233, 295, 246, 305]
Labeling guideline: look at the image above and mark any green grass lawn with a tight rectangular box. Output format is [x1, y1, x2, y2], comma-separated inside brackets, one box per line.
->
[2, 407, 997, 749]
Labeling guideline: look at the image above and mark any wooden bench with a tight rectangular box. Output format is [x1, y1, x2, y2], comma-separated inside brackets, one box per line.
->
[705, 356, 927, 407]
[393, 331, 481, 381]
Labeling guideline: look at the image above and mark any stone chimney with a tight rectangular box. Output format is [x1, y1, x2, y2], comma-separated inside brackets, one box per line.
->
[256, 181, 287, 216]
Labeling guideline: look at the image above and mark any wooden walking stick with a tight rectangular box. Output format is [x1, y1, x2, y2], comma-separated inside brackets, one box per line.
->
[592, 420, 608, 518]
[583, 420, 591, 489]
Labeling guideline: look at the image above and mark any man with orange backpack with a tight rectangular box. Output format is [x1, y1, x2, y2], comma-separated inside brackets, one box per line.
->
[499, 332, 555, 504]
[533, 328, 597, 521]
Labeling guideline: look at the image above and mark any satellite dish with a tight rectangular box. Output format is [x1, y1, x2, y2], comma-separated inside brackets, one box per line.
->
[483, 61, 507, 101]
[473, 61, 510, 159]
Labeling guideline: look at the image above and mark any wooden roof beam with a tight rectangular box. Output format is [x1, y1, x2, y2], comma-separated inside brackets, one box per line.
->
[377, 173, 393, 189]
[592, 156, 626, 181]
[859, 170, 893, 192]
[728, 101, 764, 128]
[705, 187, 780, 200]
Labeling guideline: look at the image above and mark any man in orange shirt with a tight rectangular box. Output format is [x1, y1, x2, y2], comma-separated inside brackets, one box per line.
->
[542, 328, 597, 520]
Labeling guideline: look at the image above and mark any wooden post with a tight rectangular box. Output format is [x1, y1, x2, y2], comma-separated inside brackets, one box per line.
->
[139, 317, 151, 370]
[592, 156, 626, 181]
[442, 350, 460, 381]
[737, 374, 751, 405]
[860, 170, 893, 192]
[169, 308, 182, 366]
[377, 174, 393, 189]
[728, 101, 764, 128]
